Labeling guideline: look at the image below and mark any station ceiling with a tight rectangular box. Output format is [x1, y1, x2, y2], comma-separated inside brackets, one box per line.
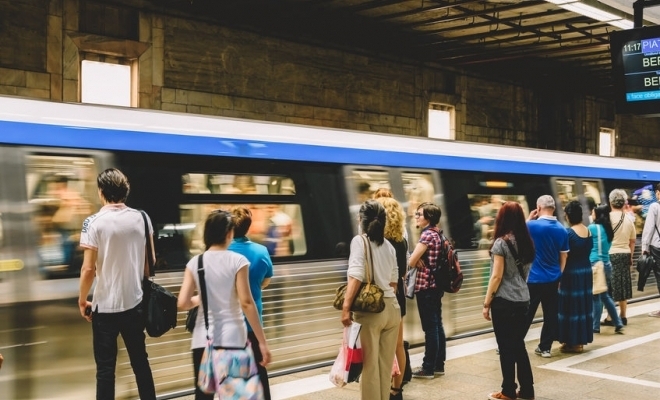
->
[161, 0, 654, 97]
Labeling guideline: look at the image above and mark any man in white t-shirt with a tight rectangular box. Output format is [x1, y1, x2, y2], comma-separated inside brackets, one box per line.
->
[78, 168, 156, 400]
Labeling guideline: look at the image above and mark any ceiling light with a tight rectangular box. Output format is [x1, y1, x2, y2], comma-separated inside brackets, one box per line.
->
[545, 0, 633, 30]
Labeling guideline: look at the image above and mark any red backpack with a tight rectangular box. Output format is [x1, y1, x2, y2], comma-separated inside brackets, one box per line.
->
[432, 235, 463, 294]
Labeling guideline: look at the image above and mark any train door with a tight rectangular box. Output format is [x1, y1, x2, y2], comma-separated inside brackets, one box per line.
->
[0, 146, 112, 400]
[342, 166, 443, 240]
[551, 177, 605, 225]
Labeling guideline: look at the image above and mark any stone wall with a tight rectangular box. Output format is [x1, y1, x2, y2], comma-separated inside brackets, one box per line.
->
[1, 0, 660, 159]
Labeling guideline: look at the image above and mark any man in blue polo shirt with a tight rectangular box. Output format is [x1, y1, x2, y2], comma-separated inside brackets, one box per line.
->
[229, 207, 274, 400]
[525, 195, 569, 358]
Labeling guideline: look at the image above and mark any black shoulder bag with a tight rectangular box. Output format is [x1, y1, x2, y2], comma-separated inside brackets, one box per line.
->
[140, 210, 178, 337]
[185, 255, 205, 333]
[503, 238, 527, 281]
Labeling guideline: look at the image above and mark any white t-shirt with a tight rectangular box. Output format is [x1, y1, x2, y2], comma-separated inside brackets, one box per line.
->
[80, 204, 152, 313]
[347, 235, 397, 298]
[188, 250, 250, 350]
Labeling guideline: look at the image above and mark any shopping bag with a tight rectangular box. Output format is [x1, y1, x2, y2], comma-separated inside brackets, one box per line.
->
[345, 323, 363, 383]
[329, 345, 349, 387]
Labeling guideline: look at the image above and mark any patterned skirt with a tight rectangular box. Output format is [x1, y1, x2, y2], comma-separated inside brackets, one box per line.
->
[610, 253, 633, 301]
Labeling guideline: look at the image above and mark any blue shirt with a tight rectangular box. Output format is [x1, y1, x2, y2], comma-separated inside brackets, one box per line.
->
[588, 224, 611, 263]
[228, 236, 274, 331]
[527, 216, 569, 284]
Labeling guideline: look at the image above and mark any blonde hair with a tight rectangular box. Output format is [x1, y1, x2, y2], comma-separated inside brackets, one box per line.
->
[376, 197, 405, 242]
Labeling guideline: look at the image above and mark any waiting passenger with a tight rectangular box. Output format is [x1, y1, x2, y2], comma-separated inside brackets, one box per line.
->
[642, 183, 660, 318]
[483, 201, 535, 400]
[557, 201, 594, 353]
[228, 207, 274, 400]
[373, 187, 394, 199]
[524, 195, 569, 358]
[409, 202, 447, 378]
[375, 197, 409, 400]
[606, 189, 636, 326]
[590, 204, 624, 333]
[178, 210, 271, 400]
[340, 200, 400, 400]
[77, 168, 156, 400]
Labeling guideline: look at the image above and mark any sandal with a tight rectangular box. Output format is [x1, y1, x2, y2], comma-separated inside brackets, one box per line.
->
[390, 386, 403, 400]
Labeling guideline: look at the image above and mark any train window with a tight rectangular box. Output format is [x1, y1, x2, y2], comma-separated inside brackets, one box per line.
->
[154, 203, 306, 269]
[468, 194, 530, 249]
[25, 155, 99, 278]
[182, 173, 296, 195]
[348, 170, 391, 204]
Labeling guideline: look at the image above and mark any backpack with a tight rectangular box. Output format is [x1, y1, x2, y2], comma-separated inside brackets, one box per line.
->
[432, 235, 463, 294]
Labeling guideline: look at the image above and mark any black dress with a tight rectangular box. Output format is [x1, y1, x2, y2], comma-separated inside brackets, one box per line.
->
[387, 238, 408, 317]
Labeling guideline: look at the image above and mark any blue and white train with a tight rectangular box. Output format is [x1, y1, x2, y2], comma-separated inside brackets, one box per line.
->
[0, 96, 658, 399]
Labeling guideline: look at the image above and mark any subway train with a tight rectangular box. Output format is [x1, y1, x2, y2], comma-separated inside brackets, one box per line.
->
[1, 95, 660, 399]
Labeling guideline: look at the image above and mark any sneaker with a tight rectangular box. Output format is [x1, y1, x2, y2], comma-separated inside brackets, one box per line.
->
[615, 326, 624, 334]
[516, 391, 535, 400]
[433, 367, 445, 376]
[622, 317, 628, 325]
[487, 391, 514, 400]
[534, 346, 551, 358]
[601, 319, 614, 326]
[648, 310, 660, 318]
[411, 367, 434, 379]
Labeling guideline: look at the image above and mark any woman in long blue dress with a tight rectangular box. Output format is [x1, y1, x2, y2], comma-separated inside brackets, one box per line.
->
[558, 200, 594, 353]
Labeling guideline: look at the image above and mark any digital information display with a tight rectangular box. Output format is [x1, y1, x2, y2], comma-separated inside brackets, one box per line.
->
[621, 37, 660, 101]
[611, 26, 660, 116]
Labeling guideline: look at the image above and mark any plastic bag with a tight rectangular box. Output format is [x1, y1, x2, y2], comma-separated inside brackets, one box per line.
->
[328, 323, 363, 387]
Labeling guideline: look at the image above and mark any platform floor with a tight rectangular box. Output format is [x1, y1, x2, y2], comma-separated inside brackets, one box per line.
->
[176, 299, 660, 400]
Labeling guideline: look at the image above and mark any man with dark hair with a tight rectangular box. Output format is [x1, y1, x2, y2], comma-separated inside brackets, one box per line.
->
[525, 195, 569, 358]
[228, 207, 274, 399]
[408, 202, 447, 379]
[78, 168, 156, 400]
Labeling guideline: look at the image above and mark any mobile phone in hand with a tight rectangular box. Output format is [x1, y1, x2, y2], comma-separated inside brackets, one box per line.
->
[85, 306, 92, 316]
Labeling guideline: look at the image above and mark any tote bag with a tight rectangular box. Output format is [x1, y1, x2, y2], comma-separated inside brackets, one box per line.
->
[593, 228, 608, 295]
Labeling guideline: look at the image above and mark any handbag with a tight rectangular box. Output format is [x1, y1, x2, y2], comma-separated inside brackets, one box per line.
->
[333, 235, 385, 313]
[404, 266, 417, 299]
[186, 307, 198, 333]
[592, 227, 608, 295]
[186, 254, 205, 333]
[196, 253, 263, 399]
[140, 211, 177, 338]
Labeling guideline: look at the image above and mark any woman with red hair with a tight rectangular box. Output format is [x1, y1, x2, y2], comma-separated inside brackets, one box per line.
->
[483, 202, 536, 400]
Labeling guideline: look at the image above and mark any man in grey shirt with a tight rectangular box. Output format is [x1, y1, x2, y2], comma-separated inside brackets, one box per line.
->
[641, 183, 660, 317]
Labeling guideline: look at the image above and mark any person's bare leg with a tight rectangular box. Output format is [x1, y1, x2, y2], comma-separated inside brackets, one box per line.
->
[391, 322, 405, 395]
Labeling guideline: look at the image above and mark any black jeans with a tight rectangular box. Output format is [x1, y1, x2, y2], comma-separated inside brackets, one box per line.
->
[492, 301, 534, 399]
[92, 305, 156, 400]
[415, 288, 446, 372]
[525, 281, 559, 352]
